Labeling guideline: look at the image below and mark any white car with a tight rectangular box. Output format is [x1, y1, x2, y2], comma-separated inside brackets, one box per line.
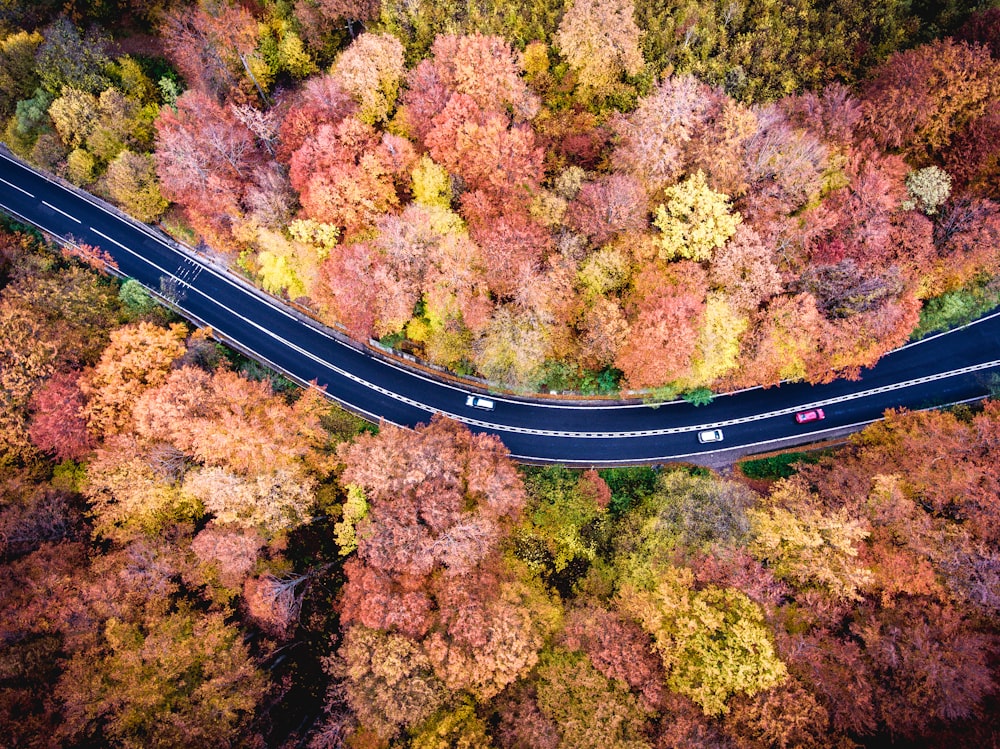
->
[697, 428, 724, 444]
[465, 395, 495, 411]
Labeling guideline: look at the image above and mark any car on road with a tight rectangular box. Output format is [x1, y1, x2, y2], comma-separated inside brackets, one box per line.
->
[466, 395, 495, 411]
[795, 408, 825, 424]
[697, 428, 724, 444]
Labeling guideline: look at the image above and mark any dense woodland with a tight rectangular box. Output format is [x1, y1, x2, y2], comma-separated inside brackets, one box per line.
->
[2, 226, 1000, 746]
[2, 0, 1000, 394]
[2, 0, 1000, 747]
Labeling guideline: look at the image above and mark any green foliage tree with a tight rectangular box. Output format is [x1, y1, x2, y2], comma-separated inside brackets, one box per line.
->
[535, 648, 653, 749]
[520, 466, 610, 574]
[36, 16, 110, 94]
[0, 30, 42, 119]
[104, 151, 169, 223]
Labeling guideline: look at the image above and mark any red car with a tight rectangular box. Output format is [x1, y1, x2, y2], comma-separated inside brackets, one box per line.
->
[795, 408, 825, 424]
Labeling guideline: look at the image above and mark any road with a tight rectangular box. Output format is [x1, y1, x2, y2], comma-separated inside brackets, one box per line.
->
[2, 151, 999, 465]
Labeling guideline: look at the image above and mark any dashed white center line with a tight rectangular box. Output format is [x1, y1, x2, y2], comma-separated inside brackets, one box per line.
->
[0, 177, 33, 197]
[42, 200, 81, 223]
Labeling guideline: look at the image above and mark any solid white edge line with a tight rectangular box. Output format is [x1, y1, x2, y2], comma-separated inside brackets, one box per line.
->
[5, 153, 1000, 435]
[8, 150, 1000, 412]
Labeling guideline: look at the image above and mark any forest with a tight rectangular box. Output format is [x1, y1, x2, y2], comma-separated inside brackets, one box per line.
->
[1, 0, 1000, 747]
[1, 0, 999, 395]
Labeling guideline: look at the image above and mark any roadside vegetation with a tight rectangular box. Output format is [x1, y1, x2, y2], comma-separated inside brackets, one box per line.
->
[2, 1, 1000, 747]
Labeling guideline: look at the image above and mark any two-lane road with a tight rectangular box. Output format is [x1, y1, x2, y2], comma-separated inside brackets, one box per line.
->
[2, 151, 999, 465]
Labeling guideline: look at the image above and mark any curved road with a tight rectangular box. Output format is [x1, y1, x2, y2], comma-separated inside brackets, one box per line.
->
[2, 151, 999, 465]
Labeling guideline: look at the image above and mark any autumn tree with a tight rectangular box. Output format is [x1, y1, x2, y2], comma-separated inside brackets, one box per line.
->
[723, 678, 834, 749]
[190, 523, 264, 590]
[617, 565, 787, 716]
[709, 225, 783, 313]
[653, 171, 741, 262]
[56, 603, 266, 748]
[276, 73, 356, 163]
[862, 38, 1000, 158]
[133, 366, 328, 477]
[35, 16, 110, 94]
[749, 478, 873, 601]
[615, 262, 707, 390]
[161, 0, 271, 104]
[183, 466, 314, 533]
[566, 175, 648, 246]
[83, 436, 201, 543]
[335, 417, 558, 726]
[155, 90, 262, 241]
[560, 606, 666, 711]
[80, 322, 187, 438]
[426, 94, 544, 199]
[331, 32, 406, 125]
[289, 115, 412, 235]
[28, 370, 92, 461]
[0, 300, 58, 463]
[331, 626, 448, 738]
[535, 648, 653, 749]
[426, 33, 539, 120]
[104, 150, 169, 223]
[337, 416, 526, 582]
[612, 75, 716, 196]
[554, 0, 644, 104]
[0, 29, 42, 118]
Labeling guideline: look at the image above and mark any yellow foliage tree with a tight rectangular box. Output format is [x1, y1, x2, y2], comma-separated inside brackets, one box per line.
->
[555, 0, 645, 103]
[48, 87, 100, 149]
[411, 155, 452, 209]
[104, 150, 168, 222]
[82, 322, 188, 437]
[688, 292, 747, 387]
[332, 32, 406, 125]
[653, 171, 741, 262]
[748, 478, 873, 601]
[618, 565, 787, 716]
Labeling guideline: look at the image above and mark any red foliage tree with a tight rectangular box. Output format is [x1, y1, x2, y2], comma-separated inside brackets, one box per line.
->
[288, 115, 412, 235]
[615, 262, 707, 389]
[28, 370, 92, 461]
[276, 74, 356, 163]
[426, 93, 544, 199]
[862, 38, 1000, 158]
[312, 241, 382, 338]
[161, 1, 265, 104]
[566, 174, 648, 246]
[398, 59, 453, 147]
[560, 606, 666, 711]
[155, 90, 262, 240]
[931, 197, 1000, 289]
[337, 416, 526, 583]
[462, 190, 552, 299]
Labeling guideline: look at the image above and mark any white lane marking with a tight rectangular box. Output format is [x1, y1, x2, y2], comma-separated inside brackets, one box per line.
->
[0, 176, 33, 197]
[0, 195, 992, 444]
[41, 200, 81, 223]
[8, 149, 1000, 414]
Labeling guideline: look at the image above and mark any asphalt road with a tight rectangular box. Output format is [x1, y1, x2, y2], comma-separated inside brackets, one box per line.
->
[3, 151, 999, 466]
